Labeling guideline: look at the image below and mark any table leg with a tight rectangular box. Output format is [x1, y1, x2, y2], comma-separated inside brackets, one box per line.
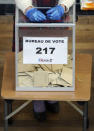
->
[83, 102, 88, 131]
[4, 100, 8, 131]
[7, 100, 13, 125]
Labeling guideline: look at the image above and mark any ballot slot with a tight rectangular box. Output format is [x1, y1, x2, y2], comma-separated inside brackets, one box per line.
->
[15, 4, 75, 91]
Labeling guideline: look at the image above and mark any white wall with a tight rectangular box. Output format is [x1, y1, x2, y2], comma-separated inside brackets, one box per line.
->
[0, 0, 15, 4]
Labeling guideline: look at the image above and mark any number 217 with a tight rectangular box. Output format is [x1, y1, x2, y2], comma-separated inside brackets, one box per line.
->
[36, 47, 55, 54]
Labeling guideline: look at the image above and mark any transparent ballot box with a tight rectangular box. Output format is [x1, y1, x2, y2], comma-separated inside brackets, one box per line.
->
[15, 4, 76, 91]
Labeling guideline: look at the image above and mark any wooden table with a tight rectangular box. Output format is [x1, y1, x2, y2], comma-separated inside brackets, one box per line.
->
[1, 52, 92, 131]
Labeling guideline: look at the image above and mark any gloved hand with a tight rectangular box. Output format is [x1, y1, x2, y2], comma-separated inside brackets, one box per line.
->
[25, 8, 47, 22]
[46, 5, 64, 20]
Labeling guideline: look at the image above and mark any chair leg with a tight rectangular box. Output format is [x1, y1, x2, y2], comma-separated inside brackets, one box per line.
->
[83, 102, 88, 131]
[4, 100, 8, 131]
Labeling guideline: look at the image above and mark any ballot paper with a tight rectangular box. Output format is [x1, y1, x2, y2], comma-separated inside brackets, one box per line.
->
[52, 78, 71, 87]
[18, 62, 35, 72]
[81, 0, 94, 10]
[61, 66, 72, 85]
[34, 71, 49, 87]
[49, 73, 71, 87]
[39, 64, 63, 72]
[49, 73, 59, 83]
[18, 75, 33, 87]
[63, 55, 72, 68]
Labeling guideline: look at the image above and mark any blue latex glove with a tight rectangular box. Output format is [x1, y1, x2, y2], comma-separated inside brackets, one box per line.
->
[25, 8, 47, 22]
[46, 5, 64, 20]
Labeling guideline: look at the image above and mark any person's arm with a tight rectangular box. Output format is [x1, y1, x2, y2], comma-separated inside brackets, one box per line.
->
[15, 0, 46, 22]
[15, 0, 33, 14]
[46, 0, 75, 21]
[58, 0, 75, 12]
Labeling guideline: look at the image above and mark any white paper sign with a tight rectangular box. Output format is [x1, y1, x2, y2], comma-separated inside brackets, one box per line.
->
[23, 37, 68, 64]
